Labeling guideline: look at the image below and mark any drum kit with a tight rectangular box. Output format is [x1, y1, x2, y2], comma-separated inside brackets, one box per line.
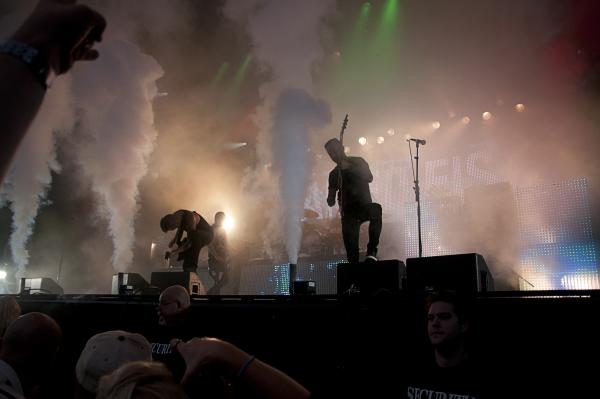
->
[299, 209, 342, 258]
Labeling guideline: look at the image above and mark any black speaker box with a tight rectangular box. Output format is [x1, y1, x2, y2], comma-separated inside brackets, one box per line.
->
[293, 281, 316, 295]
[111, 273, 149, 295]
[406, 253, 494, 294]
[337, 259, 406, 295]
[151, 271, 205, 295]
[20, 277, 64, 295]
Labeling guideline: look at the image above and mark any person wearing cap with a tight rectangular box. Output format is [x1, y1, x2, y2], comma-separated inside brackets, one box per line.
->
[74, 330, 152, 398]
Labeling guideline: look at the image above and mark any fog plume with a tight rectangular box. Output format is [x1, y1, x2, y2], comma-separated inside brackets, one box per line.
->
[3, 78, 74, 277]
[272, 90, 331, 264]
[72, 39, 163, 270]
[225, 0, 335, 262]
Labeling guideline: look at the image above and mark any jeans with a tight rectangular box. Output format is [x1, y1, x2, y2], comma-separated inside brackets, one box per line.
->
[341, 203, 382, 263]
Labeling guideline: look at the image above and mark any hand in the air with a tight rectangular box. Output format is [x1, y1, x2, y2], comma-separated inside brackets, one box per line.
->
[11, 0, 106, 74]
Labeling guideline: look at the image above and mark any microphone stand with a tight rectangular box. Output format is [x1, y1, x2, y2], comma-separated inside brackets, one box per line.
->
[408, 140, 423, 257]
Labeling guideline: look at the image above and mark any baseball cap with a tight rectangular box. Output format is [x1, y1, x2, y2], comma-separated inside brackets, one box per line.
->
[75, 330, 153, 393]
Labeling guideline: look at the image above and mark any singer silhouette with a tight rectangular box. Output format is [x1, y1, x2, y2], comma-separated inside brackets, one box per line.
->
[324, 138, 382, 263]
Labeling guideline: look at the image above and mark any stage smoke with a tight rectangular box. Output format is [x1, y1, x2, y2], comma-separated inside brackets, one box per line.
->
[71, 39, 163, 271]
[224, 0, 335, 262]
[272, 89, 331, 265]
[1, 78, 74, 281]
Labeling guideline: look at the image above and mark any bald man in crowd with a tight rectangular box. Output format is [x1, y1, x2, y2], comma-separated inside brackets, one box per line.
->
[157, 285, 191, 328]
[152, 285, 206, 391]
[0, 312, 62, 399]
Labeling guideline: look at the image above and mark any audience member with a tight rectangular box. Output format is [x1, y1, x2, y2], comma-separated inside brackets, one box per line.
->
[151, 285, 192, 377]
[74, 330, 152, 398]
[0, 0, 106, 182]
[157, 285, 191, 328]
[403, 291, 490, 398]
[151, 285, 228, 398]
[172, 336, 311, 399]
[0, 312, 62, 399]
[96, 361, 188, 399]
[0, 297, 20, 339]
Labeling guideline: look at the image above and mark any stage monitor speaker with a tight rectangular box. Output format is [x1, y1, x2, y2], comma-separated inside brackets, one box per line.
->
[20, 277, 63, 295]
[293, 281, 316, 295]
[111, 273, 149, 295]
[406, 253, 494, 294]
[337, 259, 406, 296]
[151, 271, 205, 295]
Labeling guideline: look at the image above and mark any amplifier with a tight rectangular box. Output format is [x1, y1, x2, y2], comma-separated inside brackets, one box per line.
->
[20, 277, 64, 295]
[406, 253, 494, 294]
[292, 280, 317, 295]
[111, 273, 149, 295]
[151, 271, 205, 295]
[337, 259, 406, 296]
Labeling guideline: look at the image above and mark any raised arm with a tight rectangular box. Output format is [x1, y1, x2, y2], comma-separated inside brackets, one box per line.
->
[173, 337, 310, 399]
[0, 0, 105, 182]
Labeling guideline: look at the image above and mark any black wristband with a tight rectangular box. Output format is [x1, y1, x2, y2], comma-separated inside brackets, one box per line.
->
[0, 39, 51, 90]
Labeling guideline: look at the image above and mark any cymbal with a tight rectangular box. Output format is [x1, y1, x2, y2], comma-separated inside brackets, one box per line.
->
[303, 209, 319, 219]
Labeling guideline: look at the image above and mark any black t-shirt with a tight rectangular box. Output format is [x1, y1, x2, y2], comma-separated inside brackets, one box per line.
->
[404, 358, 491, 399]
[328, 156, 373, 212]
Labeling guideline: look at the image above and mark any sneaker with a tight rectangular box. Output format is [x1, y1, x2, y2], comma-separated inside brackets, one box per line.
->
[365, 255, 378, 263]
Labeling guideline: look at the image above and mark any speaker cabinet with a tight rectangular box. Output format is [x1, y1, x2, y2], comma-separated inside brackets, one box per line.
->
[20, 277, 63, 295]
[337, 259, 406, 295]
[151, 271, 205, 295]
[293, 281, 316, 295]
[406, 253, 494, 294]
[111, 273, 149, 295]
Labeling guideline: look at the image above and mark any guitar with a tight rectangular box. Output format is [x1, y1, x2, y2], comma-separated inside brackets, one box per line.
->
[337, 114, 349, 212]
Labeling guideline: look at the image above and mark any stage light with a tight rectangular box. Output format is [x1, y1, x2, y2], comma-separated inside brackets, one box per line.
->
[344, 146, 351, 155]
[0, 271, 6, 280]
[461, 116, 470, 124]
[482, 111, 492, 120]
[223, 216, 235, 232]
[377, 136, 385, 144]
[405, 134, 412, 141]
[223, 142, 247, 150]
[358, 137, 367, 145]
[150, 242, 156, 259]
[387, 128, 395, 136]
[515, 103, 525, 112]
[432, 121, 441, 130]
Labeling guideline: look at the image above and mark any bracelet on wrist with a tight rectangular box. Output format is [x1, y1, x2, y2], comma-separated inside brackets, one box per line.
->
[0, 39, 51, 90]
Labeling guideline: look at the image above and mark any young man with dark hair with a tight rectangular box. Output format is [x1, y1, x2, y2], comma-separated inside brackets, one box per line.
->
[324, 138, 382, 263]
[404, 291, 490, 399]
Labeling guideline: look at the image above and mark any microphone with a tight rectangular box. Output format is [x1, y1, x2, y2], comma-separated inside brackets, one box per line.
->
[408, 138, 426, 145]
